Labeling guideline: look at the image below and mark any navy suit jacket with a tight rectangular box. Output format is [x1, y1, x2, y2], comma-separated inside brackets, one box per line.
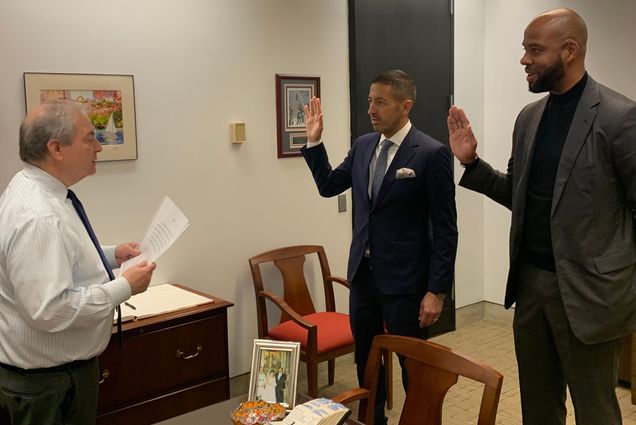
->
[301, 126, 458, 295]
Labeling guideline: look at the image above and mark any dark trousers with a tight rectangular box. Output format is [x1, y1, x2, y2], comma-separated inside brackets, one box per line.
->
[0, 358, 99, 425]
[349, 257, 427, 425]
[514, 260, 622, 425]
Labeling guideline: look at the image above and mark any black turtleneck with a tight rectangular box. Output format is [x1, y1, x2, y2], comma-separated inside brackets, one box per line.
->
[522, 73, 588, 271]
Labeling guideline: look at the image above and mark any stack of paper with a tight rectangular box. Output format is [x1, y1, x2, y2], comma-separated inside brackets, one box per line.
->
[270, 398, 350, 425]
[120, 196, 189, 272]
[118, 284, 213, 322]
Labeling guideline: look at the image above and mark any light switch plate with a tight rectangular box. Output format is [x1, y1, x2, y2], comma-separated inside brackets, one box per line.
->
[230, 122, 246, 143]
[337, 194, 347, 212]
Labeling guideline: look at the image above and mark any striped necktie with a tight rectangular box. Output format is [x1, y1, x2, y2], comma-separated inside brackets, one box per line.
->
[371, 139, 393, 202]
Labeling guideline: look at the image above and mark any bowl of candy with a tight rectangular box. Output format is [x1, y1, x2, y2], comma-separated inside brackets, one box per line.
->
[230, 400, 286, 425]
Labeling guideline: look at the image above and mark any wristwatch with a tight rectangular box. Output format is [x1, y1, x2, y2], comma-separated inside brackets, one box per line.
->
[432, 292, 446, 301]
[460, 154, 479, 169]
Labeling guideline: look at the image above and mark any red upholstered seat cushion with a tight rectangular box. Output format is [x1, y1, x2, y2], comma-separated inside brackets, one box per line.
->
[268, 312, 353, 353]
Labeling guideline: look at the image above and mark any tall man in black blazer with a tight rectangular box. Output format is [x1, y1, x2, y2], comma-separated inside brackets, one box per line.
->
[302, 70, 458, 425]
[449, 8, 636, 425]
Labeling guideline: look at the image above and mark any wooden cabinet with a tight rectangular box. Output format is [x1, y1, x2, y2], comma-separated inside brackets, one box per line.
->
[97, 286, 233, 425]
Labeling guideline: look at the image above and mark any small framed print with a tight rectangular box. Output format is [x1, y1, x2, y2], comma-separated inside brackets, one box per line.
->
[248, 339, 300, 408]
[275, 74, 320, 158]
[23, 72, 138, 162]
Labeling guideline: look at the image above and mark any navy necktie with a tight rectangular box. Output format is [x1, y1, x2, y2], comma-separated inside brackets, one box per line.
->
[67, 189, 123, 346]
[371, 139, 393, 202]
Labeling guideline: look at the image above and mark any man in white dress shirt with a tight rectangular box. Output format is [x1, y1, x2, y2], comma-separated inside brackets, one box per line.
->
[0, 103, 156, 425]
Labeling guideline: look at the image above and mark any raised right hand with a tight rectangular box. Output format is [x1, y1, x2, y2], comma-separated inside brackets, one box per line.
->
[447, 106, 478, 164]
[122, 261, 156, 295]
[304, 96, 324, 143]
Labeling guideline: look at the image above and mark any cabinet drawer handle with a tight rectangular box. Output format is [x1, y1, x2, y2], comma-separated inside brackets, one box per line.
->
[176, 344, 203, 360]
[99, 369, 110, 384]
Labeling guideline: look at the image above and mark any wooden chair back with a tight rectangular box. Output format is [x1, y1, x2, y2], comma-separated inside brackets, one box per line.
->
[248, 245, 353, 397]
[249, 245, 334, 333]
[344, 334, 503, 425]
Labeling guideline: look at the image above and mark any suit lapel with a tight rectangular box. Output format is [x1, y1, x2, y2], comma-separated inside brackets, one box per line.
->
[372, 128, 417, 210]
[361, 135, 380, 205]
[551, 79, 600, 215]
[518, 98, 548, 191]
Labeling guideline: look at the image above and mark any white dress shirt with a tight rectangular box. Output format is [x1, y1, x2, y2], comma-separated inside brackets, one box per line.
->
[0, 164, 131, 368]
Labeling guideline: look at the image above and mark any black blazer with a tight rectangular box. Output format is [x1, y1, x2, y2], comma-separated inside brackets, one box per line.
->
[461, 76, 636, 343]
[301, 126, 457, 295]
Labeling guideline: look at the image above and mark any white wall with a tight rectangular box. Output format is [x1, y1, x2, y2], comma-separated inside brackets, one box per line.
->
[476, 0, 636, 303]
[0, 0, 352, 376]
[453, 0, 487, 307]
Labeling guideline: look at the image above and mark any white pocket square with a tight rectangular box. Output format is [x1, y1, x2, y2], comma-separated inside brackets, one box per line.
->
[396, 168, 416, 179]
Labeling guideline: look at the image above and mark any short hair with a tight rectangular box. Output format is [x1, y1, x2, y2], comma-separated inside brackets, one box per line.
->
[19, 103, 79, 163]
[371, 69, 417, 102]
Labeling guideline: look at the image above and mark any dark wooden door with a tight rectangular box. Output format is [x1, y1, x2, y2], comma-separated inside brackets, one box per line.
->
[349, 0, 455, 336]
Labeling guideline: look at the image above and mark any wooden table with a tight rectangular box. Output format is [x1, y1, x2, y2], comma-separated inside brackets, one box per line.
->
[155, 394, 364, 425]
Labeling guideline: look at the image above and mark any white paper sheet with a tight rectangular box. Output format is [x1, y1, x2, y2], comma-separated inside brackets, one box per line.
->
[120, 196, 189, 273]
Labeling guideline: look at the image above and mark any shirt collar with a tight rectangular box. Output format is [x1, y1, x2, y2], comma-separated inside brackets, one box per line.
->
[23, 162, 69, 202]
[549, 72, 588, 106]
[380, 120, 411, 148]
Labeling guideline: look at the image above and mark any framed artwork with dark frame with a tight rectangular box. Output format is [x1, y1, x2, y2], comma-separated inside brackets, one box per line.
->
[275, 74, 320, 158]
[23, 72, 138, 162]
[247, 339, 300, 408]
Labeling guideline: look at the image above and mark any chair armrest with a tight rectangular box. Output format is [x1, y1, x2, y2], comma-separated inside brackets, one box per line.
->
[324, 275, 349, 312]
[257, 290, 316, 330]
[326, 275, 349, 289]
[330, 388, 370, 405]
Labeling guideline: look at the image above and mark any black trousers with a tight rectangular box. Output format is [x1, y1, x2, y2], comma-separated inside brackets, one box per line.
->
[514, 260, 621, 425]
[0, 358, 99, 425]
[349, 257, 427, 425]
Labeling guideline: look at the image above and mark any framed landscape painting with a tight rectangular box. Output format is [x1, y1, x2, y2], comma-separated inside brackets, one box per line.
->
[24, 72, 138, 161]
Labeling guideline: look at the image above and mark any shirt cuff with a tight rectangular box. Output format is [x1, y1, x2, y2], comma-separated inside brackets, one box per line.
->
[102, 245, 118, 270]
[105, 276, 133, 305]
[305, 140, 323, 149]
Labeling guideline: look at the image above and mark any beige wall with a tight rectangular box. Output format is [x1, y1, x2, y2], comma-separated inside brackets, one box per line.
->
[453, 0, 487, 307]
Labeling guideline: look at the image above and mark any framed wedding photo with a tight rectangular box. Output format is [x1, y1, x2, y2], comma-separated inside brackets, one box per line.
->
[248, 339, 300, 408]
[23, 72, 138, 162]
[275, 74, 320, 158]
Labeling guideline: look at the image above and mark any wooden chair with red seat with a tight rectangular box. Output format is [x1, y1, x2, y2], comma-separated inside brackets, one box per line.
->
[248, 245, 355, 397]
[331, 334, 503, 425]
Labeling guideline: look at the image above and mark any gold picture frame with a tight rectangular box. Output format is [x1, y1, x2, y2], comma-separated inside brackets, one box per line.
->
[23, 72, 138, 162]
[248, 339, 300, 409]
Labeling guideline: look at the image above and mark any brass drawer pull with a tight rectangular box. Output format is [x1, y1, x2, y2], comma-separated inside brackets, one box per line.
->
[99, 369, 110, 384]
[176, 344, 203, 360]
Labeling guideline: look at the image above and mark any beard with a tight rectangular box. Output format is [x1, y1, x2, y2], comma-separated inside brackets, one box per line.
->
[529, 55, 565, 93]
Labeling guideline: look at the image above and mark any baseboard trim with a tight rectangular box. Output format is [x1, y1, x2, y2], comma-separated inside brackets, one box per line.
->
[456, 301, 513, 328]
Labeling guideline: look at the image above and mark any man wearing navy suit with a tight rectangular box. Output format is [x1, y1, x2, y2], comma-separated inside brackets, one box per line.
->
[301, 70, 458, 425]
[275, 367, 286, 403]
[449, 9, 636, 425]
